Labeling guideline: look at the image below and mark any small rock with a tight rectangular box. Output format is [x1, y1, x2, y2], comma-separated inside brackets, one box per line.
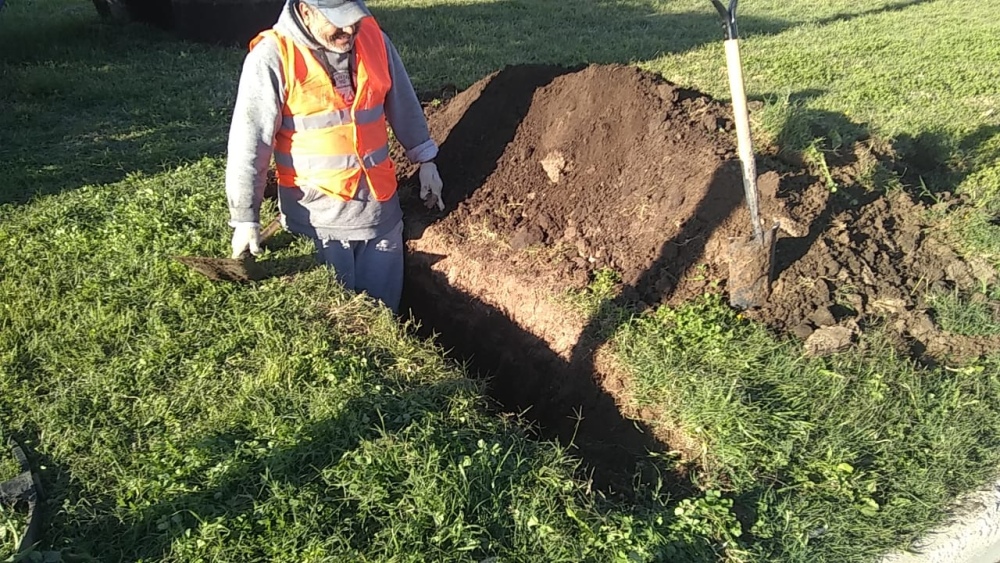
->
[813, 280, 831, 303]
[808, 306, 836, 327]
[969, 257, 998, 286]
[510, 226, 544, 250]
[908, 312, 937, 339]
[540, 151, 568, 183]
[871, 297, 908, 315]
[970, 292, 990, 305]
[844, 293, 865, 315]
[657, 84, 679, 105]
[757, 171, 781, 199]
[805, 325, 856, 357]
[791, 323, 815, 340]
[774, 216, 801, 238]
[945, 261, 974, 286]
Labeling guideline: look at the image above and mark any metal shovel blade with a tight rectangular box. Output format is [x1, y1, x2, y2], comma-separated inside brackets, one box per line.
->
[728, 225, 777, 309]
[173, 218, 281, 283]
[173, 254, 267, 283]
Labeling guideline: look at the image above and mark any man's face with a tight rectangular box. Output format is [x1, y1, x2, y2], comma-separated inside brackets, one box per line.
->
[300, 3, 359, 52]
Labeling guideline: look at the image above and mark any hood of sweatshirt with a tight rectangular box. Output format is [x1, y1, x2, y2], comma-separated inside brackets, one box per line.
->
[275, 0, 326, 51]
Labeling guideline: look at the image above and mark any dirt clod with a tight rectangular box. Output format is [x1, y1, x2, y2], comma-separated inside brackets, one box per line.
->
[805, 323, 858, 357]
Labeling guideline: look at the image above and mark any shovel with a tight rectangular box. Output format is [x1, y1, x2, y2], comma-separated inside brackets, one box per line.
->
[711, 0, 777, 309]
[174, 217, 283, 283]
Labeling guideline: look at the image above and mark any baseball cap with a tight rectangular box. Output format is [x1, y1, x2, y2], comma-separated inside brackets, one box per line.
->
[308, 0, 371, 28]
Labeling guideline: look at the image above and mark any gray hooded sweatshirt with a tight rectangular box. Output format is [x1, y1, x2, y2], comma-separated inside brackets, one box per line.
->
[225, 0, 438, 241]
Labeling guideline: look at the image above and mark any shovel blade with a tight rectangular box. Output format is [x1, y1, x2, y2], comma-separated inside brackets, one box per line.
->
[173, 255, 265, 283]
[727, 226, 777, 310]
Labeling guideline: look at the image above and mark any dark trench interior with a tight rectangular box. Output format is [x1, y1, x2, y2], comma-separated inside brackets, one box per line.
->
[390, 63, 744, 500]
[398, 258, 690, 499]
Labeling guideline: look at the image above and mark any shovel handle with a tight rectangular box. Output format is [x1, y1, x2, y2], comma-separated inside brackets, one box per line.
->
[710, 0, 764, 242]
[259, 216, 282, 244]
[724, 39, 764, 242]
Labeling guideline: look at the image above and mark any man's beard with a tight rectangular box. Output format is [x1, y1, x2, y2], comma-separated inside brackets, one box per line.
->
[328, 33, 355, 53]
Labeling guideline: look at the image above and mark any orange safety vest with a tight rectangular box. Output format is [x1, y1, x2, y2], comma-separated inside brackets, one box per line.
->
[250, 19, 397, 201]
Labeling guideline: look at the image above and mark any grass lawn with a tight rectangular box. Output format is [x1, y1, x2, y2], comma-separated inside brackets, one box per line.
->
[1, 0, 999, 562]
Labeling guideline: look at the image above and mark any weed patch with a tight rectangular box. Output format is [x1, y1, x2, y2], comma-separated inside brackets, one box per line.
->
[616, 294, 1000, 561]
[928, 287, 1000, 336]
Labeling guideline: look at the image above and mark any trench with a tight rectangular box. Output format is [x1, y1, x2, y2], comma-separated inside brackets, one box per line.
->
[387, 64, 745, 498]
[399, 248, 687, 498]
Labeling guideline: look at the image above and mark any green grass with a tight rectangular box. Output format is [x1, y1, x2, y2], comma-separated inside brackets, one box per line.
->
[1, 507, 28, 563]
[0, 444, 19, 484]
[0, 0, 242, 206]
[615, 295, 1000, 562]
[0, 160, 727, 561]
[928, 286, 1000, 337]
[3, 0, 1000, 561]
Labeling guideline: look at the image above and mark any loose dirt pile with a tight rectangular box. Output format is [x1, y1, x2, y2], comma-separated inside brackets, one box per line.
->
[397, 63, 999, 491]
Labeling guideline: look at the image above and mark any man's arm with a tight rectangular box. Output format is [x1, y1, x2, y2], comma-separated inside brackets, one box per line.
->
[226, 38, 285, 226]
[381, 32, 438, 164]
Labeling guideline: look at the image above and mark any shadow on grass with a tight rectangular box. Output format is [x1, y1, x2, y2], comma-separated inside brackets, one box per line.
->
[48, 381, 449, 559]
[43, 375, 706, 561]
[892, 125, 1000, 201]
[814, 0, 939, 26]
[374, 0, 794, 90]
[745, 89, 1000, 278]
[0, 0, 796, 208]
[0, 6, 240, 206]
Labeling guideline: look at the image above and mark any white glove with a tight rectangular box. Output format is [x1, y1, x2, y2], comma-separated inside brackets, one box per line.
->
[419, 161, 445, 211]
[231, 222, 261, 259]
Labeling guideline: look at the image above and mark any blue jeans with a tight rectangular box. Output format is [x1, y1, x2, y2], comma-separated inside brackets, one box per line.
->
[312, 220, 404, 313]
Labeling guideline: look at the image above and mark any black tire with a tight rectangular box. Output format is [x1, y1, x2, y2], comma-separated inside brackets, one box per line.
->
[92, 0, 173, 29]
[126, 0, 174, 30]
[91, 0, 129, 21]
[172, 0, 284, 46]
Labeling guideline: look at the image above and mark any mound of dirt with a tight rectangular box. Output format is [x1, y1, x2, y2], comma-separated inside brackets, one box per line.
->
[411, 64, 765, 303]
[398, 63, 998, 491]
[403, 63, 997, 359]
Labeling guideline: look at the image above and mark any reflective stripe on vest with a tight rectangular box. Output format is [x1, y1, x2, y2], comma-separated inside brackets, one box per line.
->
[280, 104, 385, 131]
[251, 19, 397, 202]
[273, 145, 391, 171]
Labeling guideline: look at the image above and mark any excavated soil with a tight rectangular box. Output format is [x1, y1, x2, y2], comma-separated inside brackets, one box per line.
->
[395, 64, 1000, 492]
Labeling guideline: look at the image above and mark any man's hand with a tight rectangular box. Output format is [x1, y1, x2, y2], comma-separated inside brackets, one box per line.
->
[231, 222, 261, 259]
[419, 161, 445, 211]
